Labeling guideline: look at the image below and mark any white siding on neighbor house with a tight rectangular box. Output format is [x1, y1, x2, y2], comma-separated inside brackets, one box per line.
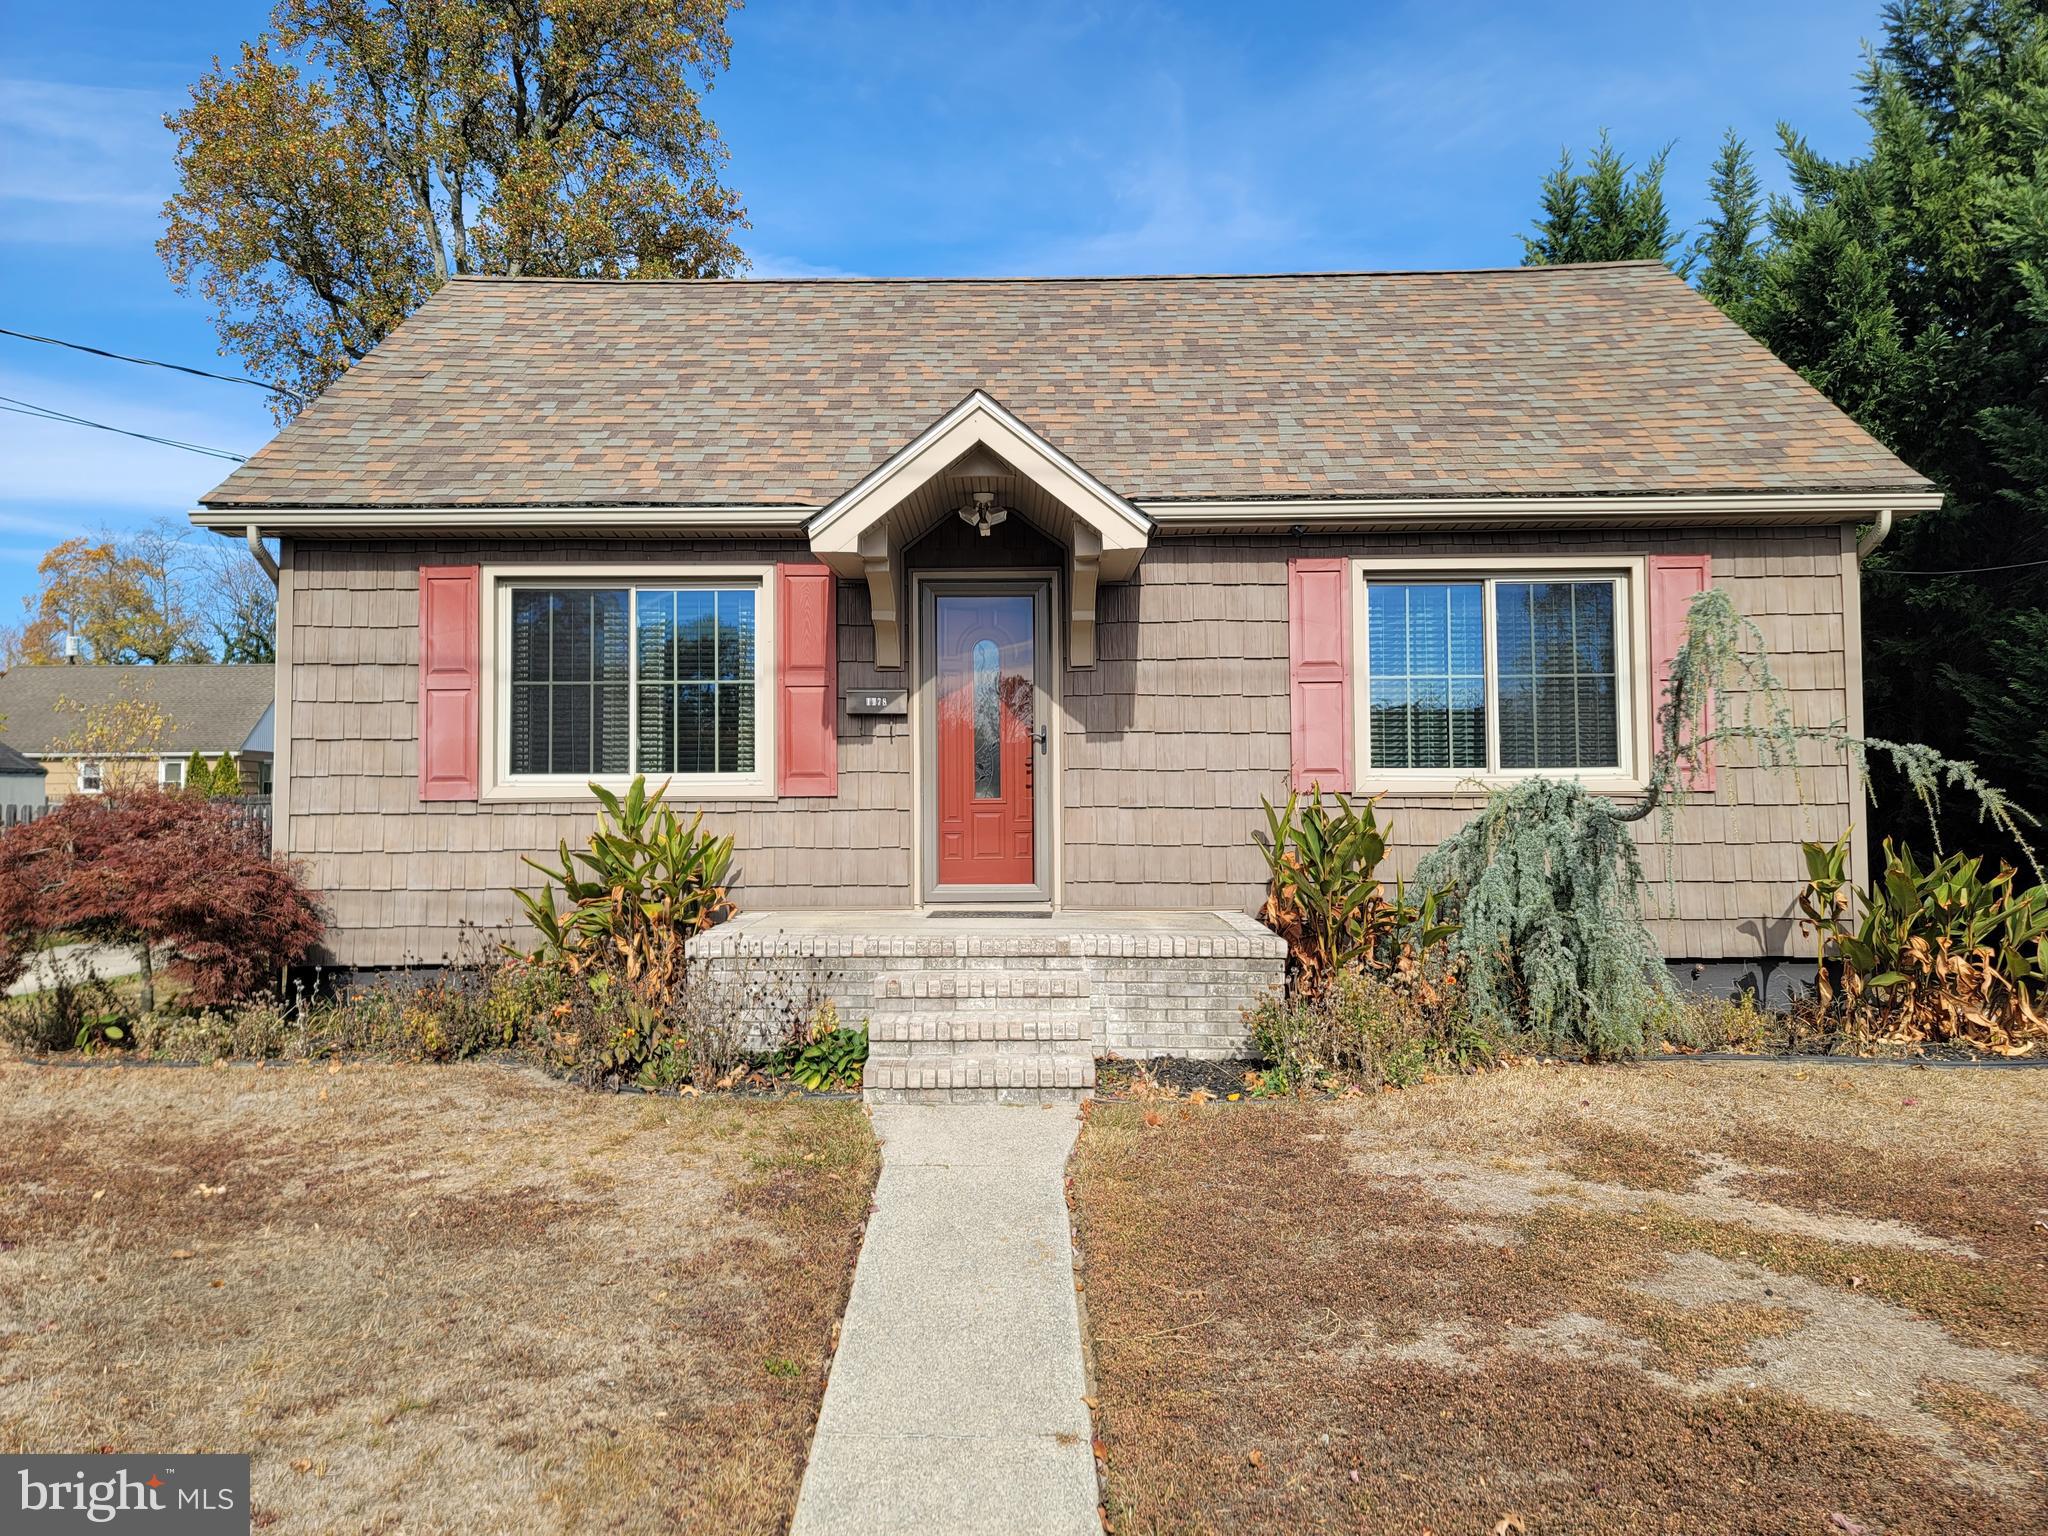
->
[0, 773, 47, 814]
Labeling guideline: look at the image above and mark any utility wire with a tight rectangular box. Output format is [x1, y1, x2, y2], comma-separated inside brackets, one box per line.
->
[0, 325, 306, 405]
[0, 395, 248, 463]
[1873, 555, 2048, 576]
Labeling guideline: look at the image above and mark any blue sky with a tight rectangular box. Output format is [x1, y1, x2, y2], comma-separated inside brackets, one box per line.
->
[1, 0, 1889, 623]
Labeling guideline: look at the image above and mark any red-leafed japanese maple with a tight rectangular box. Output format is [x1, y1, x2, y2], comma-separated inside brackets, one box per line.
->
[0, 792, 322, 1009]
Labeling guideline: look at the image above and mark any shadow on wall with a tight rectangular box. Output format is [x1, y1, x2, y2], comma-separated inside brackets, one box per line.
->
[1673, 955, 1805, 1009]
[1071, 578, 1136, 742]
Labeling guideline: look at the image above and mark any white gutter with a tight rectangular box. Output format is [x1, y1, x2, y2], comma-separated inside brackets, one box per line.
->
[1854, 506, 1895, 560]
[1141, 490, 1944, 530]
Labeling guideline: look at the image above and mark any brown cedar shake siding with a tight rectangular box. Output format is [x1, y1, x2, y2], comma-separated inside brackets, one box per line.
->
[281, 522, 1854, 968]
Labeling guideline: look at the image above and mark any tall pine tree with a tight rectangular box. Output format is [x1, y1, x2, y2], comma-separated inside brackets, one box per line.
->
[1693, 130, 1767, 315]
[1744, 0, 2048, 863]
[1522, 131, 1689, 270]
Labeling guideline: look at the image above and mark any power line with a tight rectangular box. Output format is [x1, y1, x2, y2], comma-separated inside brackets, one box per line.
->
[0, 395, 248, 463]
[1874, 555, 2048, 576]
[0, 325, 306, 405]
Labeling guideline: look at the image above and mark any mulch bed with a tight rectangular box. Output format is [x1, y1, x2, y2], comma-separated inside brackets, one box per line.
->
[1094, 1054, 1267, 1099]
[7, 1050, 861, 1098]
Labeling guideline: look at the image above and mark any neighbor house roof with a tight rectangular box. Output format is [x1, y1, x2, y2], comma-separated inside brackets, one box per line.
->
[0, 665, 275, 756]
[197, 264, 1933, 516]
[0, 741, 45, 778]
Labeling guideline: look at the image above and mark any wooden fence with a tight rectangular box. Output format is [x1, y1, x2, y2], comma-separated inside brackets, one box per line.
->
[222, 795, 274, 839]
[0, 795, 272, 834]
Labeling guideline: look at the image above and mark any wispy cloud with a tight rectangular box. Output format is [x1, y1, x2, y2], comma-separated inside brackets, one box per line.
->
[0, 78, 178, 244]
[0, 366, 268, 519]
[743, 250, 869, 279]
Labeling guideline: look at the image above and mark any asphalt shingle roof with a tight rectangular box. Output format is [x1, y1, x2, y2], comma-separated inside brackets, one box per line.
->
[201, 264, 1930, 510]
[0, 740, 44, 778]
[0, 665, 275, 755]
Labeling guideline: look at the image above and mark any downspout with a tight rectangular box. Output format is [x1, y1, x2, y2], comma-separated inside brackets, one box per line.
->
[1854, 507, 1893, 561]
[246, 524, 280, 586]
[1846, 507, 1893, 905]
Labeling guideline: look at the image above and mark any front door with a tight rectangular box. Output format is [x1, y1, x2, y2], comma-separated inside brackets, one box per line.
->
[928, 585, 1046, 894]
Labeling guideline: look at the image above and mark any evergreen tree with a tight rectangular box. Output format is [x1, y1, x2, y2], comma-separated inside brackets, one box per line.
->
[183, 750, 209, 795]
[209, 755, 243, 798]
[1694, 130, 1767, 315]
[1741, 0, 2048, 864]
[1522, 131, 1689, 271]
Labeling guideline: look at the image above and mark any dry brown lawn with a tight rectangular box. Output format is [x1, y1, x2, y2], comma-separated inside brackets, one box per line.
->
[1072, 1062, 2048, 1535]
[0, 1059, 878, 1534]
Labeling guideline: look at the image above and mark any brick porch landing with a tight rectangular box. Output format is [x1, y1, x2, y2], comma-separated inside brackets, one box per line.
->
[690, 910, 1287, 1104]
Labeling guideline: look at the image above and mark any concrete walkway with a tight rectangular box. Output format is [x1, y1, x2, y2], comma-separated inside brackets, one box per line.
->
[5, 942, 145, 998]
[792, 1105, 1098, 1536]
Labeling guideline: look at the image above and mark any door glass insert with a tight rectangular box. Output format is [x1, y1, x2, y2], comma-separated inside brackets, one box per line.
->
[972, 639, 1002, 798]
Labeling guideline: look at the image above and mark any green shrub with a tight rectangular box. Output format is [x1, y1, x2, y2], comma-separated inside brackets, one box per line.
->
[773, 1005, 869, 1091]
[1246, 966, 1495, 1092]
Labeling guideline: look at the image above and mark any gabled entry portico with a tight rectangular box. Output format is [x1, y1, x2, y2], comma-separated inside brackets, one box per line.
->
[804, 389, 1153, 670]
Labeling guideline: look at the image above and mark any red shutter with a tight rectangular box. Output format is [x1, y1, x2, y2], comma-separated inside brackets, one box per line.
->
[777, 562, 838, 797]
[1648, 553, 1714, 791]
[1287, 557, 1351, 793]
[418, 564, 480, 801]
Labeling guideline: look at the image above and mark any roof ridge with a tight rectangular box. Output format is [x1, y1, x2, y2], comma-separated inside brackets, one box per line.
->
[441, 261, 1674, 288]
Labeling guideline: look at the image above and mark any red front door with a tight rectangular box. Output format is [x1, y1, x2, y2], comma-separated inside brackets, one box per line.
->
[934, 592, 1037, 887]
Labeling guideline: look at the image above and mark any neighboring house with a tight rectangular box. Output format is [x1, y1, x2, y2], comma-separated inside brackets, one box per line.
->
[0, 740, 47, 818]
[192, 264, 1936, 995]
[0, 664, 275, 800]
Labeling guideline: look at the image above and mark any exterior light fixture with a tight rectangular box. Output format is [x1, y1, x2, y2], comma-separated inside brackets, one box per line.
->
[957, 490, 1010, 538]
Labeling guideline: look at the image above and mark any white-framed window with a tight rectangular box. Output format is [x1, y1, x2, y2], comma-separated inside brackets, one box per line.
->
[1355, 561, 1643, 787]
[76, 760, 104, 794]
[159, 758, 185, 790]
[489, 572, 773, 799]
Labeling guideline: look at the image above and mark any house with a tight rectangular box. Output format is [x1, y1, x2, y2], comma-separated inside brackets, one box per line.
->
[190, 264, 1936, 1096]
[0, 664, 275, 800]
[0, 740, 47, 822]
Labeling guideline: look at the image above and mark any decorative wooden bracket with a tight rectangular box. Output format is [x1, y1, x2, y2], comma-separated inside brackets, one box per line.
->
[858, 523, 902, 670]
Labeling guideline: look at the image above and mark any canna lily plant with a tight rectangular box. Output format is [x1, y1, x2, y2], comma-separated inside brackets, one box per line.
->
[1799, 831, 2048, 1052]
[1256, 786, 1456, 990]
[513, 776, 735, 997]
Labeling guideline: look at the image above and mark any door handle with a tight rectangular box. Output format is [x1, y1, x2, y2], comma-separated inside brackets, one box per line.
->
[1032, 724, 1049, 755]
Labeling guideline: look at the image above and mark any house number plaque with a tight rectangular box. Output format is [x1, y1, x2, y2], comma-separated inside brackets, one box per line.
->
[844, 688, 908, 717]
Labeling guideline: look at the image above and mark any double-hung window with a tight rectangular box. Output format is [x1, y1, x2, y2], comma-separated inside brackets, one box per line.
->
[501, 580, 764, 790]
[1361, 570, 1632, 779]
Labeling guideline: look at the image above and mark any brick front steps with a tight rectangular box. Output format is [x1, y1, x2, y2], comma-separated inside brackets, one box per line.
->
[690, 910, 1287, 1104]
